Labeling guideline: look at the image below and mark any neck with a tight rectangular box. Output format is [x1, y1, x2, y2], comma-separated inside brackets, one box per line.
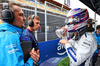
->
[27, 26, 33, 31]
[75, 27, 94, 40]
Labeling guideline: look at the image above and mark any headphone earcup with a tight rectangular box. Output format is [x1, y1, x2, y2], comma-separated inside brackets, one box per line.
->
[28, 20, 34, 27]
[1, 9, 14, 23]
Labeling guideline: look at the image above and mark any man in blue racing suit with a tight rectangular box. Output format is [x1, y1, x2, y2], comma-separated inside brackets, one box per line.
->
[0, 2, 39, 66]
[56, 8, 97, 66]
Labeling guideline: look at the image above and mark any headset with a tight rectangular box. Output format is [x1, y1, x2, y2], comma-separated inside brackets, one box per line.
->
[1, 3, 14, 23]
[28, 15, 35, 27]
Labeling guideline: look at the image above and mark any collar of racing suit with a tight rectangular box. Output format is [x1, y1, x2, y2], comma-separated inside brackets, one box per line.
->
[0, 23, 24, 36]
[71, 26, 94, 40]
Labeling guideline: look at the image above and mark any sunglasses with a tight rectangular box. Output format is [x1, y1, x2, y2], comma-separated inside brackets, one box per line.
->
[36, 22, 40, 24]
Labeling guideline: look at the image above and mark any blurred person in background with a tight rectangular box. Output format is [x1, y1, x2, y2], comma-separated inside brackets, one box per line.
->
[92, 25, 100, 66]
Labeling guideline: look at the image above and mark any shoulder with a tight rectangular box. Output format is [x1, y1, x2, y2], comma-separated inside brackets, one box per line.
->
[79, 32, 97, 49]
[0, 31, 19, 41]
[93, 31, 97, 34]
[93, 31, 97, 36]
[25, 29, 30, 34]
[88, 32, 96, 39]
[25, 29, 29, 33]
[82, 32, 97, 44]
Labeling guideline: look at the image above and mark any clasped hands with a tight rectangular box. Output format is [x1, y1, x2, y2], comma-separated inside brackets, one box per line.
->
[30, 48, 39, 64]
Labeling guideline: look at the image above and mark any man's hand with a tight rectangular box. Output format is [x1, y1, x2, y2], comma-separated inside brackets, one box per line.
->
[61, 26, 67, 37]
[29, 48, 39, 64]
[59, 39, 69, 45]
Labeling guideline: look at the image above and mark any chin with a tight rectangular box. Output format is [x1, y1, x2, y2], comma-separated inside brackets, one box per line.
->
[22, 24, 25, 27]
[20, 25, 25, 28]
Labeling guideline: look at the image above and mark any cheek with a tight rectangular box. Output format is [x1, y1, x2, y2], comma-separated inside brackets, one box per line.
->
[34, 24, 38, 27]
[19, 17, 22, 20]
[35, 25, 39, 28]
[15, 17, 21, 22]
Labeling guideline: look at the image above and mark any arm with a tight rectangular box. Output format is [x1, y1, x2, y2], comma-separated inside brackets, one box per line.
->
[59, 34, 97, 65]
[56, 26, 67, 38]
[4, 33, 34, 66]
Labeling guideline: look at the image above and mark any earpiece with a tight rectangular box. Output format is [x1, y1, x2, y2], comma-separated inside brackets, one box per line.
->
[28, 20, 34, 27]
[1, 3, 14, 23]
[28, 15, 35, 27]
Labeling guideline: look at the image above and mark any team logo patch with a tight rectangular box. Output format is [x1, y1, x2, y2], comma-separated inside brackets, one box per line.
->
[57, 43, 66, 55]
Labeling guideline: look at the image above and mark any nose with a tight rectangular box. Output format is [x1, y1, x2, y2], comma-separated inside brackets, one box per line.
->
[23, 16, 26, 21]
[39, 24, 40, 26]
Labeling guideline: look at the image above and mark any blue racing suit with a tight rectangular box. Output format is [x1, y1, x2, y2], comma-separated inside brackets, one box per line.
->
[0, 23, 34, 66]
